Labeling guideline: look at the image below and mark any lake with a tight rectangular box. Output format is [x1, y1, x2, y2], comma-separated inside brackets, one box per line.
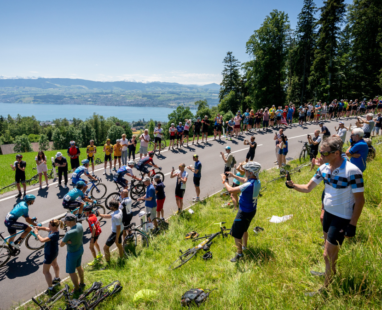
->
[0, 102, 191, 122]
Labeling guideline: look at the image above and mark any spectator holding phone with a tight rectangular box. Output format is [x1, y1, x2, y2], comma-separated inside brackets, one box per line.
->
[170, 164, 188, 214]
[11, 154, 27, 198]
[220, 146, 235, 179]
[55, 152, 68, 188]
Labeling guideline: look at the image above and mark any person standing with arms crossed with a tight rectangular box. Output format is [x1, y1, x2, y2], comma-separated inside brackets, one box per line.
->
[139, 129, 150, 158]
[103, 139, 113, 175]
[120, 134, 129, 166]
[153, 123, 163, 154]
[183, 119, 192, 147]
[187, 154, 202, 202]
[11, 154, 27, 198]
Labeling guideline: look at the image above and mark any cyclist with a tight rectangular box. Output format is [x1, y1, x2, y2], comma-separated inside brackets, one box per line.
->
[221, 162, 262, 262]
[135, 151, 161, 178]
[71, 159, 98, 191]
[4, 194, 37, 249]
[114, 161, 141, 189]
[176, 122, 184, 148]
[62, 181, 94, 219]
[169, 123, 177, 150]
[103, 138, 113, 175]
[86, 140, 97, 175]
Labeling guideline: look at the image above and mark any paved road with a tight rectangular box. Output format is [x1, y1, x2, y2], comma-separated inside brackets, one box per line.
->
[0, 118, 353, 309]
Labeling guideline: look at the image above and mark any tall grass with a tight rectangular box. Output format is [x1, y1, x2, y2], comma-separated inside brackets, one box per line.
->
[21, 143, 382, 309]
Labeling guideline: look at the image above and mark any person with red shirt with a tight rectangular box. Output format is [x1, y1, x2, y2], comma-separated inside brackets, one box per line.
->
[85, 210, 102, 266]
[67, 141, 81, 170]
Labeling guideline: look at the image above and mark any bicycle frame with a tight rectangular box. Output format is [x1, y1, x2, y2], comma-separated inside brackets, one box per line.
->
[0, 222, 40, 248]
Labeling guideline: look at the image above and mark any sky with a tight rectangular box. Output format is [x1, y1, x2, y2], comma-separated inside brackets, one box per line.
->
[0, 0, 353, 85]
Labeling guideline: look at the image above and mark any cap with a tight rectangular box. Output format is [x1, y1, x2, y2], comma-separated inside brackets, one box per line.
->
[142, 176, 151, 182]
[63, 213, 76, 222]
[16, 154, 23, 159]
[171, 123, 175, 126]
[319, 122, 324, 125]
[197, 117, 201, 120]
[225, 146, 231, 150]
[339, 121, 344, 124]
[193, 154, 198, 158]
[70, 141, 75, 144]
[153, 175, 161, 179]
[107, 138, 110, 142]
[179, 122, 182, 124]
[56, 152, 62, 158]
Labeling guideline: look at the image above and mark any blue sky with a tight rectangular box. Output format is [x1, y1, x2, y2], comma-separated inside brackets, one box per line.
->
[0, 0, 353, 85]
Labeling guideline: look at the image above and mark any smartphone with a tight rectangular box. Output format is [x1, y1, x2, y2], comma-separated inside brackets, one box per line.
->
[172, 166, 174, 171]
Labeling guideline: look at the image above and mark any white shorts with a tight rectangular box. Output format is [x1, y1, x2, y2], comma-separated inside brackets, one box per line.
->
[37, 163, 48, 174]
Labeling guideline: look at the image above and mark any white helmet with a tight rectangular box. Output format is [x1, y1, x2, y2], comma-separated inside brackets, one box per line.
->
[128, 161, 135, 166]
[243, 162, 261, 178]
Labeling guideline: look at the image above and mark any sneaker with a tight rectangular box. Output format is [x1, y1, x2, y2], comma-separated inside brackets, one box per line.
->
[15, 192, 22, 198]
[192, 197, 200, 202]
[79, 283, 86, 291]
[9, 242, 20, 250]
[52, 277, 61, 285]
[242, 246, 247, 251]
[230, 253, 243, 262]
[96, 253, 103, 260]
[56, 184, 62, 188]
[88, 259, 98, 266]
[63, 185, 67, 189]
[103, 171, 106, 175]
[45, 287, 55, 295]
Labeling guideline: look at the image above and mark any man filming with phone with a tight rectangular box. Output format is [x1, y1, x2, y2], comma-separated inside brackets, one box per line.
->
[307, 130, 322, 171]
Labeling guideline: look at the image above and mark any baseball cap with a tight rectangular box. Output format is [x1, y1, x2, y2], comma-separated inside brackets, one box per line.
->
[56, 152, 62, 158]
[193, 154, 198, 158]
[339, 121, 344, 124]
[153, 175, 161, 179]
[225, 146, 231, 150]
[70, 141, 75, 144]
[63, 213, 76, 222]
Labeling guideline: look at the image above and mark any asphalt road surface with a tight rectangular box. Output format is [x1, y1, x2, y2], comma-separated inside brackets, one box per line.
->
[0, 118, 354, 309]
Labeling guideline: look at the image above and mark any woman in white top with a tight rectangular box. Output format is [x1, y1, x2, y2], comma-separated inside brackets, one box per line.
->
[183, 119, 192, 147]
[120, 134, 129, 165]
[35, 151, 49, 188]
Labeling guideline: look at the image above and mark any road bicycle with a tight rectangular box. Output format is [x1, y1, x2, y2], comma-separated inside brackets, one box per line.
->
[0, 218, 64, 267]
[148, 139, 167, 153]
[137, 167, 165, 183]
[32, 284, 72, 310]
[85, 177, 107, 199]
[104, 178, 145, 208]
[169, 222, 230, 270]
[298, 140, 312, 163]
[123, 222, 149, 257]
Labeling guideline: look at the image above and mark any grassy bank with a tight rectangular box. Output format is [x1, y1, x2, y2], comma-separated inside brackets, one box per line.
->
[21, 143, 382, 309]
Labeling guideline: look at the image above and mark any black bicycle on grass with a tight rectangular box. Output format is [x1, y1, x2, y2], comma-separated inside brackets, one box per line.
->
[169, 222, 230, 270]
[123, 222, 149, 257]
[298, 140, 311, 163]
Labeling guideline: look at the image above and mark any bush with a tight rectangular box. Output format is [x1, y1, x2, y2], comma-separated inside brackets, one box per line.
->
[107, 125, 126, 144]
[13, 134, 33, 153]
[28, 134, 40, 142]
[39, 134, 50, 151]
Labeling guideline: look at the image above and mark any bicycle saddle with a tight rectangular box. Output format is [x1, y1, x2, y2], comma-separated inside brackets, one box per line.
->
[89, 281, 102, 291]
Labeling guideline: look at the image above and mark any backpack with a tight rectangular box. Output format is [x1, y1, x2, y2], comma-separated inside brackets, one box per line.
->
[181, 288, 212, 308]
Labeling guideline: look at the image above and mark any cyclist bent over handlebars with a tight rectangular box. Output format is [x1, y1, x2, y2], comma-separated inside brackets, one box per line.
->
[133, 152, 161, 178]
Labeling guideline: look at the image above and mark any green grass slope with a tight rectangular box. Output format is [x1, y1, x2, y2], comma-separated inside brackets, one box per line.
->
[22, 143, 382, 310]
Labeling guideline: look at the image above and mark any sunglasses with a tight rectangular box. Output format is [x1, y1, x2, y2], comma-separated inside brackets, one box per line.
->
[320, 151, 336, 157]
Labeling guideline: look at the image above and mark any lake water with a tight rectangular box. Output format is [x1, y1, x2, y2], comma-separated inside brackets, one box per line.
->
[0, 102, 189, 122]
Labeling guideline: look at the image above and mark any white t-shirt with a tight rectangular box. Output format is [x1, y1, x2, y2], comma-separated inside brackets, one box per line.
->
[35, 155, 47, 164]
[175, 170, 188, 189]
[308, 105, 313, 112]
[140, 134, 150, 147]
[337, 128, 347, 143]
[119, 197, 132, 214]
[120, 138, 128, 151]
[111, 209, 123, 233]
[311, 160, 364, 219]
[154, 128, 163, 138]
[184, 122, 191, 131]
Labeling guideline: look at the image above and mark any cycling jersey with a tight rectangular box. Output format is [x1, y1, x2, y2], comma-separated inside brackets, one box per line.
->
[104, 144, 113, 155]
[269, 109, 275, 118]
[63, 188, 85, 202]
[6, 201, 29, 221]
[154, 127, 163, 138]
[117, 166, 134, 177]
[238, 178, 261, 213]
[87, 214, 102, 236]
[169, 127, 177, 136]
[177, 125, 184, 133]
[184, 122, 191, 131]
[87, 145, 96, 158]
[137, 156, 154, 167]
[119, 197, 132, 214]
[214, 117, 222, 125]
[193, 122, 202, 131]
[72, 166, 89, 180]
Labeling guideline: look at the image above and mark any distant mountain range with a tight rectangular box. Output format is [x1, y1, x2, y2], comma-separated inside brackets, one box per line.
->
[0, 78, 221, 91]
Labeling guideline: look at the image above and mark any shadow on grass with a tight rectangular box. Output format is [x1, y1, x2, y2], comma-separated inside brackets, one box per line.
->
[244, 246, 275, 265]
[332, 274, 373, 298]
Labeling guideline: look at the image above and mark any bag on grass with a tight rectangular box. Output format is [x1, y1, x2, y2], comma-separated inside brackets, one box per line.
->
[181, 288, 212, 307]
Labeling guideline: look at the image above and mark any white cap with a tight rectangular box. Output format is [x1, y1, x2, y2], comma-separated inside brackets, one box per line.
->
[56, 152, 62, 158]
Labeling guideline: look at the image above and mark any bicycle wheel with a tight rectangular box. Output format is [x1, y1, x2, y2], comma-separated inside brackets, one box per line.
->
[147, 141, 155, 152]
[161, 140, 166, 150]
[123, 229, 149, 256]
[90, 183, 107, 199]
[130, 184, 146, 201]
[95, 158, 102, 165]
[0, 245, 12, 267]
[25, 229, 51, 250]
[105, 192, 120, 210]
[93, 204, 106, 220]
[299, 149, 306, 163]
[169, 250, 197, 270]
[151, 171, 165, 183]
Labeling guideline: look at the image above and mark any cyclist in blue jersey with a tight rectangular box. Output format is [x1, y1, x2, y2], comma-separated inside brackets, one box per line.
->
[4, 194, 38, 249]
[114, 161, 142, 189]
[221, 162, 261, 262]
[134, 152, 161, 177]
[62, 181, 94, 219]
[176, 122, 184, 148]
[71, 159, 97, 191]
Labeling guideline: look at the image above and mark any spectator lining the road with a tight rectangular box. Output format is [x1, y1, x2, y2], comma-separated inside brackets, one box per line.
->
[307, 130, 321, 171]
[221, 146, 235, 179]
[170, 163, 188, 214]
[86, 140, 96, 176]
[35, 151, 49, 189]
[201, 116, 210, 143]
[319, 122, 331, 140]
[55, 152, 68, 188]
[103, 139, 113, 175]
[113, 139, 122, 171]
[120, 134, 129, 165]
[334, 122, 348, 143]
[244, 136, 257, 162]
[128, 135, 137, 161]
[139, 129, 150, 158]
[118, 189, 133, 240]
[154, 175, 166, 220]
[11, 154, 27, 198]
[85, 208, 103, 267]
[67, 141, 80, 171]
[138, 177, 157, 227]
[187, 154, 202, 202]
[345, 128, 369, 172]
[154, 124, 164, 153]
[357, 114, 375, 138]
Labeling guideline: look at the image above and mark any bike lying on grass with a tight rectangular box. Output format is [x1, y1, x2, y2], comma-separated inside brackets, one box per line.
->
[169, 222, 230, 270]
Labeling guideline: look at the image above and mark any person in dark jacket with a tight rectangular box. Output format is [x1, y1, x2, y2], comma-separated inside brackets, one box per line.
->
[55, 152, 68, 188]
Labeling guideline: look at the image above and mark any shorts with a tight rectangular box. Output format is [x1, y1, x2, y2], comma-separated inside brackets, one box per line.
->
[72, 177, 86, 185]
[234, 125, 240, 129]
[246, 152, 255, 161]
[104, 154, 112, 162]
[364, 132, 371, 138]
[227, 127, 233, 132]
[156, 198, 165, 212]
[105, 232, 122, 247]
[352, 106, 357, 110]
[193, 176, 201, 187]
[154, 137, 161, 143]
[183, 130, 189, 136]
[202, 127, 209, 133]
[224, 166, 231, 177]
[287, 115, 293, 121]
[255, 118, 261, 124]
[66, 246, 84, 273]
[177, 132, 183, 138]
[194, 129, 200, 135]
[214, 124, 222, 131]
[338, 107, 343, 112]
[145, 206, 155, 216]
[310, 149, 318, 160]
[136, 165, 149, 175]
[113, 177, 128, 187]
[375, 127, 380, 133]
[270, 117, 275, 122]
[139, 145, 148, 154]
[323, 210, 351, 246]
[232, 183, 240, 188]
[263, 120, 269, 127]
[63, 200, 82, 210]
[278, 149, 288, 155]
[378, 104, 382, 109]
[360, 108, 366, 113]
[329, 108, 334, 113]
[92, 235, 100, 242]
[87, 156, 94, 163]
[299, 116, 304, 121]
[122, 212, 133, 228]
[248, 118, 254, 126]
[114, 155, 121, 159]
[4, 220, 28, 235]
[15, 174, 26, 184]
[175, 184, 185, 199]
[276, 116, 282, 121]
[231, 208, 257, 239]
[44, 252, 58, 265]
[170, 135, 176, 140]
[307, 112, 311, 116]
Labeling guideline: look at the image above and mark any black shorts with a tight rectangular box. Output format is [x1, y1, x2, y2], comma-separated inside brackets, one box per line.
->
[246, 152, 255, 161]
[248, 118, 254, 126]
[92, 234, 100, 242]
[154, 137, 162, 143]
[63, 200, 82, 210]
[299, 116, 304, 121]
[104, 154, 112, 162]
[202, 127, 209, 133]
[194, 129, 200, 135]
[15, 173, 26, 184]
[276, 116, 282, 121]
[255, 118, 261, 124]
[364, 132, 371, 138]
[183, 130, 189, 136]
[4, 220, 28, 235]
[329, 108, 334, 113]
[323, 210, 350, 246]
[193, 176, 201, 187]
[338, 107, 343, 112]
[177, 132, 183, 138]
[269, 117, 275, 122]
[136, 165, 149, 174]
[378, 104, 382, 109]
[106, 232, 122, 247]
[310, 149, 318, 160]
[231, 208, 257, 239]
[114, 155, 121, 159]
[114, 177, 128, 187]
[360, 108, 366, 113]
[122, 213, 133, 228]
[44, 253, 58, 265]
[224, 166, 231, 177]
[170, 135, 176, 140]
[214, 124, 222, 131]
[175, 182, 185, 199]
[263, 120, 269, 127]
[87, 156, 94, 163]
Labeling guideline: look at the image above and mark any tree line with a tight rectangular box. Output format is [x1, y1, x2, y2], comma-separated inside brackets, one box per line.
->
[218, 0, 382, 113]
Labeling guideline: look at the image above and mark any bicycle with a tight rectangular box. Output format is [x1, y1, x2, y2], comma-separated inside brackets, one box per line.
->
[169, 222, 230, 270]
[298, 140, 311, 163]
[0, 218, 64, 267]
[137, 167, 165, 183]
[105, 178, 145, 209]
[81, 280, 122, 309]
[148, 139, 167, 153]
[32, 284, 71, 310]
[122, 222, 149, 257]
[85, 177, 107, 199]
[140, 213, 169, 236]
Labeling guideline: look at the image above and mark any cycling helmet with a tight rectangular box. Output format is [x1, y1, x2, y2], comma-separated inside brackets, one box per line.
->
[76, 181, 86, 189]
[83, 205, 93, 212]
[243, 162, 262, 178]
[24, 194, 36, 202]
[128, 160, 136, 166]
[82, 159, 90, 165]
[16, 154, 23, 159]
[225, 146, 231, 150]
[171, 123, 175, 126]
[148, 151, 155, 157]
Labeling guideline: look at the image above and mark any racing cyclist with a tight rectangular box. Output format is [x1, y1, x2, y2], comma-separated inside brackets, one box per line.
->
[134, 151, 161, 178]
[62, 181, 94, 220]
[114, 161, 142, 189]
[4, 194, 38, 249]
[71, 159, 98, 192]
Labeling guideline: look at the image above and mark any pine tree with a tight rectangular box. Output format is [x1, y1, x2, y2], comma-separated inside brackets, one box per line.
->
[219, 52, 241, 112]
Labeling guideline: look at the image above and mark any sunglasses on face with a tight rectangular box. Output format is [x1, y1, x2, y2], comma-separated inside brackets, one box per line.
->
[320, 151, 336, 157]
